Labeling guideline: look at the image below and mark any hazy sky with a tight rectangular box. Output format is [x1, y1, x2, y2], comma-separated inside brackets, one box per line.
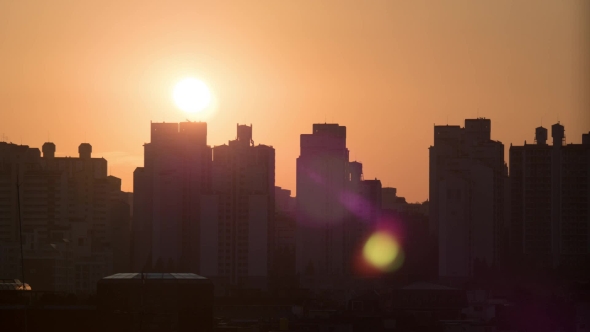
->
[1, 0, 588, 202]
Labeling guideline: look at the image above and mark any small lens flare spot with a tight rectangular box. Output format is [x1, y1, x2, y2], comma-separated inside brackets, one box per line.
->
[363, 231, 400, 271]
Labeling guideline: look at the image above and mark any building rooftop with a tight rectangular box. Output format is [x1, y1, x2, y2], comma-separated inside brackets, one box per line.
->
[103, 273, 206, 280]
[401, 282, 457, 291]
[98, 273, 213, 285]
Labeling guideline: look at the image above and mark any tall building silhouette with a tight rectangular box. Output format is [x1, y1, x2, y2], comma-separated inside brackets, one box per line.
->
[429, 119, 507, 278]
[271, 186, 296, 289]
[41, 143, 114, 293]
[199, 124, 275, 290]
[509, 124, 590, 273]
[106, 176, 131, 274]
[42, 143, 109, 246]
[344, 162, 382, 278]
[0, 143, 49, 286]
[0, 141, 129, 294]
[132, 122, 211, 273]
[296, 124, 350, 288]
[296, 124, 383, 289]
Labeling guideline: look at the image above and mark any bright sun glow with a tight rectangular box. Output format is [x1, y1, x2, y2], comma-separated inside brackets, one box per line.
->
[173, 78, 212, 114]
[363, 231, 400, 270]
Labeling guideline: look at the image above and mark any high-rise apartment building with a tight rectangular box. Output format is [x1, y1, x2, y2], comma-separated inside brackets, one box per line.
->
[199, 124, 275, 290]
[0, 141, 129, 294]
[296, 124, 383, 289]
[132, 121, 211, 273]
[509, 124, 590, 273]
[0, 143, 49, 282]
[41, 143, 109, 248]
[132, 122, 277, 291]
[40, 142, 115, 294]
[296, 124, 350, 288]
[429, 118, 507, 278]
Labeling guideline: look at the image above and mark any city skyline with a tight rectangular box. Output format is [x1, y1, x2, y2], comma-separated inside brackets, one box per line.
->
[2, 0, 589, 203]
[2, 1, 589, 330]
[1, 117, 588, 330]
[1, 117, 588, 203]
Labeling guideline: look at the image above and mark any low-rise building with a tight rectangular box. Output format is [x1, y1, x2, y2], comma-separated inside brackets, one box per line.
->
[97, 273, 214, 332]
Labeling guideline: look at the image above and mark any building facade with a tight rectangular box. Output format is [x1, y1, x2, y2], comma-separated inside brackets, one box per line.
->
[132, 122, 278, 291]
[199, 124, 275, 291]
[0, 141, 130, 294]
[132, 121, 212, 273]
[429, 118, 507, 279]
[271, 186, 296, 289]
[509, 124, 590, 273]
[296, 124, 384, 289]
[296, 124, 351, 288]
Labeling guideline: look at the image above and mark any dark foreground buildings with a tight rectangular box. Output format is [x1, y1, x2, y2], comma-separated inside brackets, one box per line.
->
[0, 274, 214, 332]
[97, 273, 214, 332]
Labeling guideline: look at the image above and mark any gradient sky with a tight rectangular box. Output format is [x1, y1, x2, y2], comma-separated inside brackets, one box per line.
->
[1, 0, 588, 202]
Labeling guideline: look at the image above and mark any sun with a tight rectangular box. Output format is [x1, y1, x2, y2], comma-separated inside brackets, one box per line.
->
[173, 78, 212, 114]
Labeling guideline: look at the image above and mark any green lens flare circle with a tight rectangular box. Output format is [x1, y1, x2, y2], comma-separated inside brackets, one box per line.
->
[363, 232, 399, 270]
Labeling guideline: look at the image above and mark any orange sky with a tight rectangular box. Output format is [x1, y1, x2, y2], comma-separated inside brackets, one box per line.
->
[1, 0, 589, 202]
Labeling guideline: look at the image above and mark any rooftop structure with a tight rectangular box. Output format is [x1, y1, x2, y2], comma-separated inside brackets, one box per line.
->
[101, 272, 208, 281]
[98, 272, 214, 331]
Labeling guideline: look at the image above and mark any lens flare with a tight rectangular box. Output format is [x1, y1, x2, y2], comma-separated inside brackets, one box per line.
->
[362, 231, 400, 271]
